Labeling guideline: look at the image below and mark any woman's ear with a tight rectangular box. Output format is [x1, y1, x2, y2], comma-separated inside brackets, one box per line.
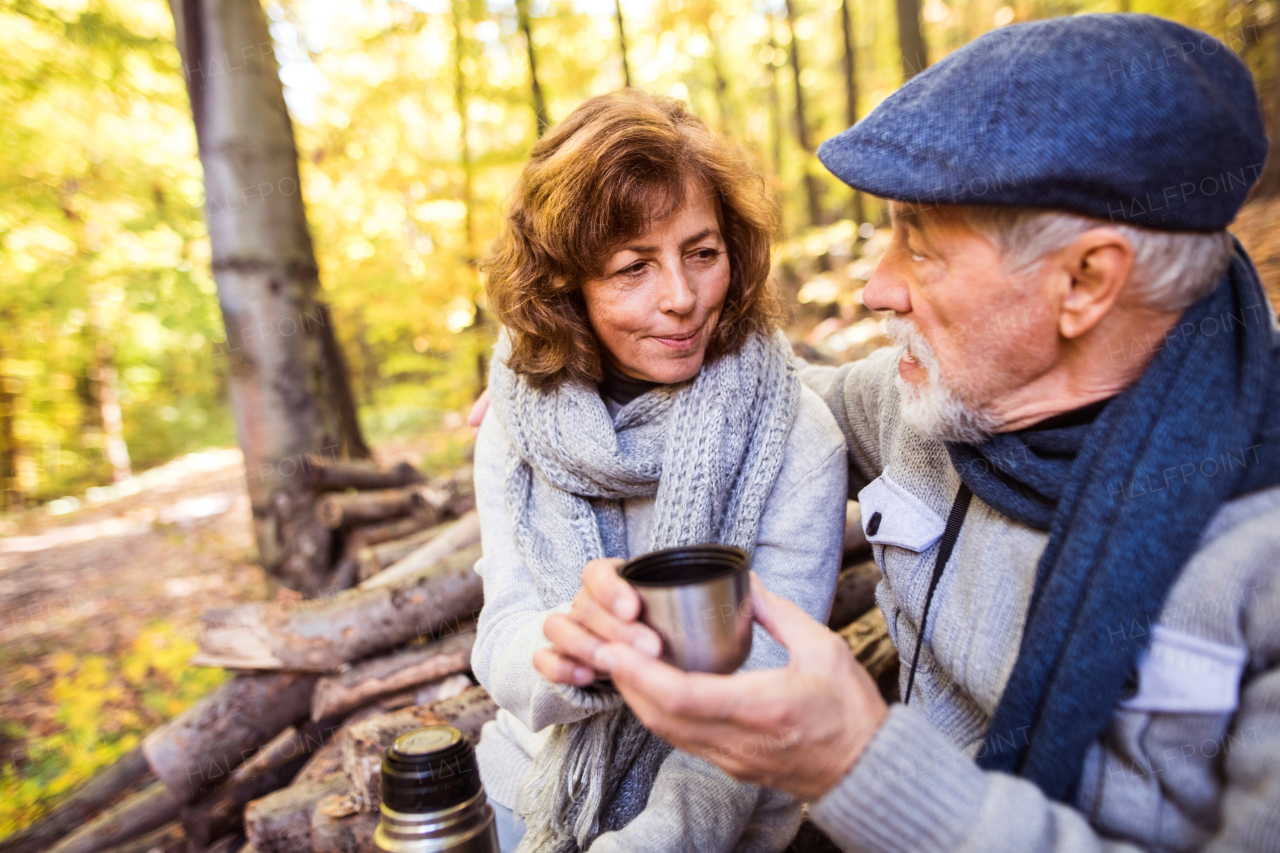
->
[1055, 228, 1135, 340]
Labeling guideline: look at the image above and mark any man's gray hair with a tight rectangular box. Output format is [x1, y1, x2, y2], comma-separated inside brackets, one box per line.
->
[960, 207, 1234, 312]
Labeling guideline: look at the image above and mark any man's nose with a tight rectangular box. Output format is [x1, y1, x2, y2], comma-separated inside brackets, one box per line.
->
[862, 256, 912, 315]
[658, 266, 697, 315]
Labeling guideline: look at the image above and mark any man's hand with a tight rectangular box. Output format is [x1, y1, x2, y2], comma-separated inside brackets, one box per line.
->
[533, 558, 664, 687]
[591, 573, 889, 801]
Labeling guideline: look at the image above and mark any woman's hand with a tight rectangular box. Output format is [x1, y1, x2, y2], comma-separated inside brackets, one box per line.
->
[534, 558, 664, 687]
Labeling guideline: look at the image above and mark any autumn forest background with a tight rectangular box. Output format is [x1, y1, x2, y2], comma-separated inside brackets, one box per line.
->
[4, 0, 1280, 837]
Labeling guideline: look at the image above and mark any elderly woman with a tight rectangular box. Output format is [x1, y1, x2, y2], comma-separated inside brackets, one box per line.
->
[469, 90, 847, 853]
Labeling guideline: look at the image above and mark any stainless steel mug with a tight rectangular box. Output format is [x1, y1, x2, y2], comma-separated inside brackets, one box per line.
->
[374, 726, 499, 853]
[619, 544, 753, 674]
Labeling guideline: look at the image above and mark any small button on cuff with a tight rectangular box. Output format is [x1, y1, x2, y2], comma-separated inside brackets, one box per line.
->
[866, 511, 882, 536]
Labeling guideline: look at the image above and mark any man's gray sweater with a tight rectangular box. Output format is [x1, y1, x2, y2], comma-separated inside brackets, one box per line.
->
[803, 348, 1280, 853]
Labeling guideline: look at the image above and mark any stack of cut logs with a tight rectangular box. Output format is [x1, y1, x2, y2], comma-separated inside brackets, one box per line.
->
[299, 458, 478, 596]
[1, 460, 889, 853]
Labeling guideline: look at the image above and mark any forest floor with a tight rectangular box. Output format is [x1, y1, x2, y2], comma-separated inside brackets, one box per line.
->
[0, 439, 436, 834]
[3, 194, 1280, 836]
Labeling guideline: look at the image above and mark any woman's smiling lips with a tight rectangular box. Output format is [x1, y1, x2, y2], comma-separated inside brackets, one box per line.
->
[650, 327, 702, 351]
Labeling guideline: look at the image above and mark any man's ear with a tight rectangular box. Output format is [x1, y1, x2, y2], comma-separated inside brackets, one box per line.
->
[1056, 229, 1134, 340]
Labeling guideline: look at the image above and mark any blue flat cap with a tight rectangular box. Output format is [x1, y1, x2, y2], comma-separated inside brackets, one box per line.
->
[817, 14, 1268, 231]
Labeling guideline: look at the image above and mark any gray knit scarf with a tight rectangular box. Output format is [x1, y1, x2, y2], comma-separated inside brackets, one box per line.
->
[487, 329, 800, 853]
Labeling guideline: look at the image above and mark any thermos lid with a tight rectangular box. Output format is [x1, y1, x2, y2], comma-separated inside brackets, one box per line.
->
[381, 725, 484, 813]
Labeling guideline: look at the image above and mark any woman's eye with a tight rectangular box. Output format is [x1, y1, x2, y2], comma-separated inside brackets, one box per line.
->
[619, 262, 645, 277]
[690, 249, 718, 263]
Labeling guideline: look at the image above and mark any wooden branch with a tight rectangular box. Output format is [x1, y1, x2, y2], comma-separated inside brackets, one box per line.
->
[95, 821, 186, 853]
[45, 782, 184, 853]
[192, 542, 483, 671]
[311, 795, 378, 853]
[180, 750, 310, 849]
[243, 773, 347, 853]
[348, 514, 436, 549]
[362, 510, 480, 590]
[310, 629, 477, 721]
[826, 559, 880, 630]
[338, 707, 448, 813]
[371, 673, 473, 714]
[336, 685, 497, 813]
[428, 685, 499, 742]
[299, 459, 422, 492]
[143, 672, 318, 802]
[321, 515, 437, 596]
[355, 525, 443, 583]
[314, 487, 420, 529]
[178, 712, 343, 852]
[842, 500, 870, 564]
[838, 607, 900, 702]
[0, 746, 153, 853]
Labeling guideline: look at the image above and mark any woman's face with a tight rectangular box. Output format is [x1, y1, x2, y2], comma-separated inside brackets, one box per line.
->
[581, 179, 731, 385]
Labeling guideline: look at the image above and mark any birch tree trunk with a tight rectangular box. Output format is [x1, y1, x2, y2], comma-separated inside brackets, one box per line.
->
[783, 0, 823, 228]
[452, 0, 475, 260]
[896, 0, 929, 81]
[839, 0, 865, 224]
[166, 0, 366, 593]
[615, 0, 632, 88]
[515, 0, 549, 137]
[0, 312, 25, 511]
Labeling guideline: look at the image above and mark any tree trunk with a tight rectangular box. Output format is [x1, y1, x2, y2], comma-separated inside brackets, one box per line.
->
[0, 313, 24, 511]
[45, 782, 184, 853]
[839, 0, 865, 223]
[244, 774, 347, 853]
[615, 0, 632, 88]
[315, 303, 370, 460]
[89, 336, 132, 483]
[309, 629, 476, 721]
[783, 0, 823, 228]
[179, 715, 341, 848]
[361, 510, 480, 589]
[766, 24, 785, 213]
[451, 0, 476, 260]
[515, 0, 548, 137]
[1254, 10, 1280, 196]
[142, 672, 318, 802]
[355, 523, 441, 581]
[166, 0, 363, 593]
[299, 459, 421, 491]
[895, 0, 929, 81]
[192, 541, 484, 671]
[314, 486, 423, 529]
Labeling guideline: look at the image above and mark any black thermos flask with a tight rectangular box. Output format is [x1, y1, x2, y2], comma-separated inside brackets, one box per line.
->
[374, 726, 500, 853]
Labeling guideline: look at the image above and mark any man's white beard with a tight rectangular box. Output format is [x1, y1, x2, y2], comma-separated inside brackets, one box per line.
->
[883, 317, 1001, 445]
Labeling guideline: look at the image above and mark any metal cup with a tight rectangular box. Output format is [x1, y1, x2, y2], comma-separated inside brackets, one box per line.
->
[619, 544, 753, 674]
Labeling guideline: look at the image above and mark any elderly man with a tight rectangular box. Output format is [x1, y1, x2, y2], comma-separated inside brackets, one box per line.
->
[536, 13, 1280, 853]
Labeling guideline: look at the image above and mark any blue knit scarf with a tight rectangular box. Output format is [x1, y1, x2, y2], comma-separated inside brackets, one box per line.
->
[946, 241, 1280, 802]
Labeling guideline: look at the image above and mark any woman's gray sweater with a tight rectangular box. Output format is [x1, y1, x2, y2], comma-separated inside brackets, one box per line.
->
[471, 385, 848, 853]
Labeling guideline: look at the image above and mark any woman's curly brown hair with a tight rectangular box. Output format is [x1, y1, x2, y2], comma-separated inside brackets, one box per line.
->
[482, 89, 783, 389]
